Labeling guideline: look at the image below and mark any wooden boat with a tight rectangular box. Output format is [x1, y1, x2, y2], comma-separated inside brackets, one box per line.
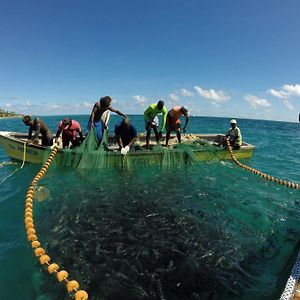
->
[0, 131, 255, 166]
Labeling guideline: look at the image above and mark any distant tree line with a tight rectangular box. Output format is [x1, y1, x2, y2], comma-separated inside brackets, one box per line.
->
[0, 107, 20, 117]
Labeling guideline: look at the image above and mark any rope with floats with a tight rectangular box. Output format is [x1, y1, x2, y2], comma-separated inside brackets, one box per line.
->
[24, 146, 89, 300]
[226, 138, 299, 190]
[0, 142, 27, 185]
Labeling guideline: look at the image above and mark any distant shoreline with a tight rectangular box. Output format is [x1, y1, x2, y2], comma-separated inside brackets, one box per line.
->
[0, 115, 23, 119]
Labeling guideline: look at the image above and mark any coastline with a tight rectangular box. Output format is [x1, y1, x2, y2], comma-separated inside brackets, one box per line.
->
[0, 115, 23, 119]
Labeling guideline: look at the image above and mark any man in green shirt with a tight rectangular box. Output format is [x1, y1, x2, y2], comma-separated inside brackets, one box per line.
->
[226, 119, 243, 149]
[144, 100, 167, 149]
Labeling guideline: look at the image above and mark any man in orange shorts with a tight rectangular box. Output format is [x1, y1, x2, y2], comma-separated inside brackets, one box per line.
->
[165, 105, 189, 146]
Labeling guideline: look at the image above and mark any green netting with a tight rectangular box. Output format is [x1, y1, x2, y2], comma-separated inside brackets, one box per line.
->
[44, 130, 225, 169]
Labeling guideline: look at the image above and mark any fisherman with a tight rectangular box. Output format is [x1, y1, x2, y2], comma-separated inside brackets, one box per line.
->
[87, 96, 127, 143]
[165, 105, 189, 147]
[225, 119, 243, 149]
[144, 100, 167, 149]
[22, 115, 53, 146]
[55, 117, 83, 148]
[114, 118, 137, 155]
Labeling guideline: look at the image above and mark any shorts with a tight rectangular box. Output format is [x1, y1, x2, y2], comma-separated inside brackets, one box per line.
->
[145, 116, 159, 129]
[42, 135, 53, 147]
[166, 116, 181, 132]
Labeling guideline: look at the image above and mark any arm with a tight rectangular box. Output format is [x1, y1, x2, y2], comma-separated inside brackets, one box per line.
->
[77, 128, 84, 141]
[55, 123, 62, 139]
[183, 115, 189, 132]
[31, 121, 41, 142]
[90, 103, 99, 127]
[117, 136, 124, 149]
[28, 126, 33, 140]
[109, 106, 126, 118]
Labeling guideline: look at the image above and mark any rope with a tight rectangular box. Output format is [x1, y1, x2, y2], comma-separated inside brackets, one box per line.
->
[226, 138, 299, 190]
[24, 146, 89, 300]
[0, 142, 27, 185]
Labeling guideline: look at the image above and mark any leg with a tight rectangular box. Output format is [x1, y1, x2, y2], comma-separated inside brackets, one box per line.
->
[166, 130, 171, 146]
[94, 121, 103, 143]
[176, 129, 181, 143]
[153, 125, 159, 143]
[42, 135, 53, 147]
[146, 126, 151, 149]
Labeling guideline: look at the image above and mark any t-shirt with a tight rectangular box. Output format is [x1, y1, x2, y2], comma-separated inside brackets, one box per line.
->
[58, 120, 82, 139]
[144, 103, 167, 131]
[226, 126, 242, 146]
[114, 122, 137, 146]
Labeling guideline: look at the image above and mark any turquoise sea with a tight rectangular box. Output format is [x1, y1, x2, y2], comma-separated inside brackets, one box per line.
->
[0, 115, 299, 300]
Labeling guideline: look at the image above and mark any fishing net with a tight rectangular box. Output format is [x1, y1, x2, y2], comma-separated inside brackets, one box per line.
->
[34, 163, 300, 300]
[45, 130, 225, 169]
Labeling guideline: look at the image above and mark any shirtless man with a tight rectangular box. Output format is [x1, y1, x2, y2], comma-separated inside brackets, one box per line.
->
[165, 106, 189, 147]
[22, 115, 53, 146]
[87, 96, 127, 142]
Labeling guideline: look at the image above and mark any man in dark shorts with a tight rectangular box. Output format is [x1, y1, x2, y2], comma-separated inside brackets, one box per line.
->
[22, 115, 53, 146]
[114, 118, 137, 155]
[87, 96, 127, 143]
[165, 105, 189, 147]
[143, 100, 167, 149]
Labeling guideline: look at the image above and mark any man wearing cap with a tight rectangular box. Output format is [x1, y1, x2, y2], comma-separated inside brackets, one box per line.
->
[225, 119, 242, 149]
[55, 118, 83, 148]
[165, 105, 190, 147]
[144, 100, 167, 149]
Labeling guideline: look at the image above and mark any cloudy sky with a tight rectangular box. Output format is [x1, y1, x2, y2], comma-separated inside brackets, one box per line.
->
[1, 0, 300, 122]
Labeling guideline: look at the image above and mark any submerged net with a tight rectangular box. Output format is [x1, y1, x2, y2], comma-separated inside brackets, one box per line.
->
[34, 164, 300, 300]
[45, 131, 225, 169]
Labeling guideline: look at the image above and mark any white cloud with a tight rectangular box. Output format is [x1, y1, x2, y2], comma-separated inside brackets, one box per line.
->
[283, 100, 294, 110]
[282, 84, 300, 97]
[4, 103, 11, 108]
[169, 93, 179, 101]
[83, 101, 92, 108]
[244, 94, 271, 109]
[268, 88, 288, 99]
[194, 85, 230, 103]
[267, 84, 300, 99]
[180, 88, 193, 97]
[132, 95, 147, 107]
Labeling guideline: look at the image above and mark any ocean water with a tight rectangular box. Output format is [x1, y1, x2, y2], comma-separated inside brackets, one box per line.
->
[0, 115, 299, 300]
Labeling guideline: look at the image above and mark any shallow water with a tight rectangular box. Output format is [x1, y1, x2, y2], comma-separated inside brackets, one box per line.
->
[0, 116, 299, 300]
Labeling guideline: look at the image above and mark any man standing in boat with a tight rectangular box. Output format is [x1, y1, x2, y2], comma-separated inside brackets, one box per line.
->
[165, 105, 189, 147]
[87, 96, 127, 143]
[22, 115, 53, 146]
[55, 117, 83, 148]
[225, 119, 242, 150]
[144, 100, 167, 149]
[114, 118, 137, 155]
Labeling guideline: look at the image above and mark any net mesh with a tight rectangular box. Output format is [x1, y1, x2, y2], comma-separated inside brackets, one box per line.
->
[45, 129, 224, 169]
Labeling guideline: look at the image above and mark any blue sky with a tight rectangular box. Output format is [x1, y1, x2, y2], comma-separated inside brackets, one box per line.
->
[0, 0, 300, 122]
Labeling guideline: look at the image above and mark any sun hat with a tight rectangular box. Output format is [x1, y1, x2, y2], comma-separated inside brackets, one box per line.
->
[182, 105, 189, 112]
